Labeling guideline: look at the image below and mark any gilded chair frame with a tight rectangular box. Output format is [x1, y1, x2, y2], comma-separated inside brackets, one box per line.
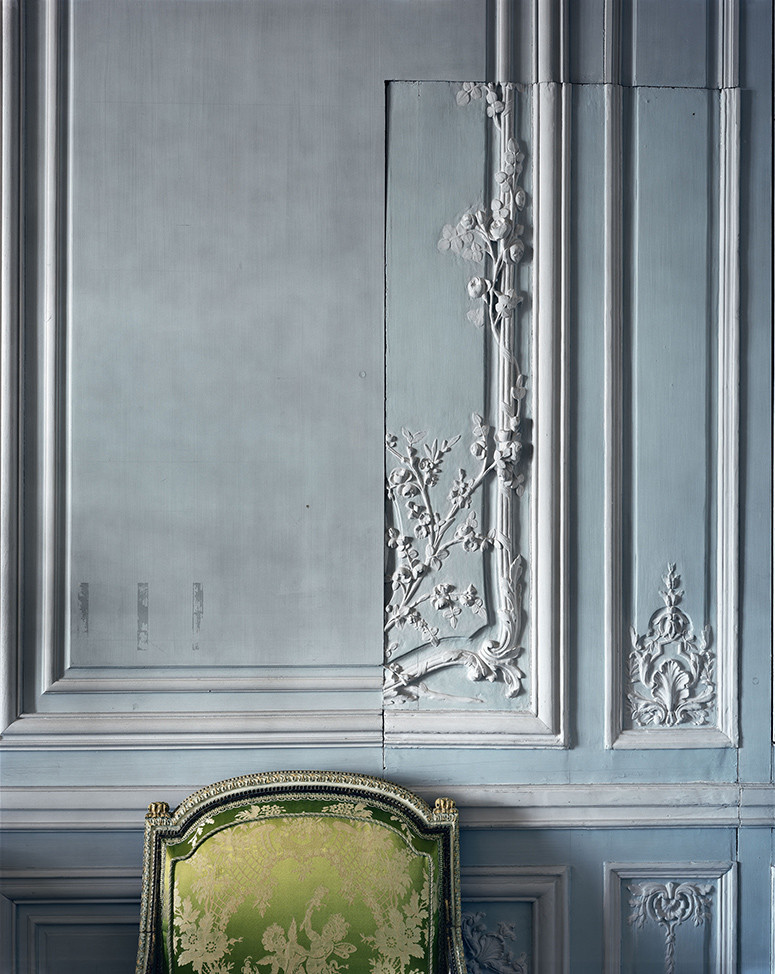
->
[135, 770, 466, 974]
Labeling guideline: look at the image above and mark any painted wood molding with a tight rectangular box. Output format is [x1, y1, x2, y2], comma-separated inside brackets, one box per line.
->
[604, 86, 741, 751]
[42, 665, 382, 694]
[0, 866, 568, 974]
[0, 871, 142, 974]
[604, 861, 736, 974]
[462, 866, 569, 974]
[1, 0, 21, 735]
[0, 710, 382, 750]
[771, 866, 775, 972]
[3, 781, 772, 831]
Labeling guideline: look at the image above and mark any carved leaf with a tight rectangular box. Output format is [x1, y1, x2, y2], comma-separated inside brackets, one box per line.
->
[626, 565, 715, 729]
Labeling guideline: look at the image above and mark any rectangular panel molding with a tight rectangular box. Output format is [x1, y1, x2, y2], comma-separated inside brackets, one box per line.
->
[604, 83, 740, 749]
[384, 77, 569, 748]
[0, 1, 383, 748]
[462, 866, 569, 974]
[603, 861, 736, 973]
[0, 871, 141, 974]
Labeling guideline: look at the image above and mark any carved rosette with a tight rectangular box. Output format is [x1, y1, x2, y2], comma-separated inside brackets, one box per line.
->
[384, 83, 530, 705]
[628, 881, 713, 974]
[627, 564, 715, 728]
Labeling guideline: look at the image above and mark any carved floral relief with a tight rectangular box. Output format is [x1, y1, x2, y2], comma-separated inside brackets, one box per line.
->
[384, 83, 530, 705]
[627, 564, 715, 728]
[461, 912, 529, 974]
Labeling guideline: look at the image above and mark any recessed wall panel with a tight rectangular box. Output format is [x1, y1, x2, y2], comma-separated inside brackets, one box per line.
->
[384, 81, 568, 744]
[65, 1, 390, 671]
[606, 85, 738, 748]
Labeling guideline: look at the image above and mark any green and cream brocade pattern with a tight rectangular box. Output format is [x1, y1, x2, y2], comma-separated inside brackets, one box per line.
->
[159, 797, 442, 974]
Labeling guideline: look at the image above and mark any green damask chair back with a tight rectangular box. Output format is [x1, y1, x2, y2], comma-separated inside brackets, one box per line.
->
[136, 771, 467, 974]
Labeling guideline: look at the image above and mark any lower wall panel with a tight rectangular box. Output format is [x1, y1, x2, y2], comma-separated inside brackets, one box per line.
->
[13, 905, 139, 974]
[2, 828, 772, 974]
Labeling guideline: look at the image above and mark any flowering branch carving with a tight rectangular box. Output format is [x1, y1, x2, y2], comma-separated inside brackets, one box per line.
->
[627, 564, 715, 727]
[628, 881, 713, 974]
[384, 83, 530, 705]
[385, 426, 488, 645]
[461, 913, 528, 974]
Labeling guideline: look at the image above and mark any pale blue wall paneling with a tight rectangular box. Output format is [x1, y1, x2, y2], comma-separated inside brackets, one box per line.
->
[0, 1, 771, 972]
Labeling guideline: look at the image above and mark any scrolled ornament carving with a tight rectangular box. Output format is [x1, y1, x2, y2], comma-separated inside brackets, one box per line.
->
[461, 912, 528, 974]
[627, 564, 715, 727]
[385, 83, 530, 705]
[628, 881, 713, 974]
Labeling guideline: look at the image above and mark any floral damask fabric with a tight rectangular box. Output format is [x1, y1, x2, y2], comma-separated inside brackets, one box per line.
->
[161, 798, 441, 974]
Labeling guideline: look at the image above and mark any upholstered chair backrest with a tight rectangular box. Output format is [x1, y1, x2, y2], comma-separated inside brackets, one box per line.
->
[136, 772, 465, 974]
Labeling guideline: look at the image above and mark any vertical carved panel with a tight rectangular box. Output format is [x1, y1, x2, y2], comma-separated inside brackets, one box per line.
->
[604, 82, 739, 749]
[384, 82, 531, 706]
[383, 78, 568, 746]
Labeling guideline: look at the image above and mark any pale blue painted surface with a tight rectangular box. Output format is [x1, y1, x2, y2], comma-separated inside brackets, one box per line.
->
[2, 1, 772, 973]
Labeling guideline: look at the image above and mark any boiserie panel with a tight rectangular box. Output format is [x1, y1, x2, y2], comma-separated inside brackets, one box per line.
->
[604, 86, 739, 749]
[1, 1, 771, 972]
[384, 80, 568, 747]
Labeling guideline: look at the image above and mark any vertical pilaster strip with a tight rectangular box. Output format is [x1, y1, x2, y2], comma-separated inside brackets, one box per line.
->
[718, 0, 739, 89]
[603, 0, 621, 85]
[494, 0, 510, 83]
[533, 0, 568, 83]
[41, 0, 62, 692]
[717, 0, 740, 751]
[1, 0, 21, 731]
[606, 2, 740, 748]
[558, 81, 570, 744]
[531, 80, 569, 741]
[494, 4, 520, 702]
[603, 83, 623, 748]
[717, 85, 740, 745]
[531, 0, 569, 742]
